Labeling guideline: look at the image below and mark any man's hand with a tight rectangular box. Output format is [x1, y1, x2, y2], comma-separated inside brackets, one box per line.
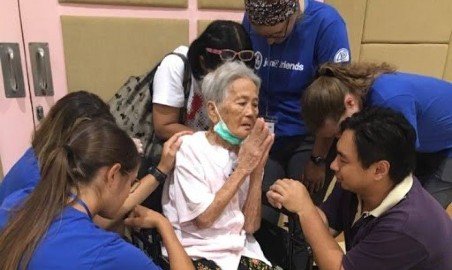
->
[267, 178, 315, 215]
[157, 130, 192, 174]
[303, 160, 326, 193]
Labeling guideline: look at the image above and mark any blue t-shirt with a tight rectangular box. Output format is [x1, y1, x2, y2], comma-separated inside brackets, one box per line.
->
[367, 72, 452, 155]
[0, 189, 160, 270]
[0, 148, 40, 205]
[243, 0, 350, 137]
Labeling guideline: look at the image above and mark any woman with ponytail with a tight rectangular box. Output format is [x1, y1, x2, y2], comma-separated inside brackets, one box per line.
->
[302, 62, 452, 208]
[0, 91, 114, 205]
[152, 20, 255, 140]
[0, 118, 194, 270]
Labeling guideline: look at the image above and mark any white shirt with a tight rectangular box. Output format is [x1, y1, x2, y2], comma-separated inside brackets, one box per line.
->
[152, 46, 210, 131]
[353, 175, 414, 224]
[162, 132, 271, 269]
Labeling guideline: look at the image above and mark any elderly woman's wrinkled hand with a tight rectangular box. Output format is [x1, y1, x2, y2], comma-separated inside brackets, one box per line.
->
[158, 130, 193, 174]
[237, 118, 274, 175]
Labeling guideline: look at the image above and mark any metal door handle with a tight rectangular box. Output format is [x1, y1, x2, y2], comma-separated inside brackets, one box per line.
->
[29, 43, 53, 96]
[0, 43, 25, 98]
[36, 48, 48, 91]
[6, 47, 18, 91]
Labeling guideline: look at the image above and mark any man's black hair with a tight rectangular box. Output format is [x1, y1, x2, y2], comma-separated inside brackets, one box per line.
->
[340, 107, 416, 184]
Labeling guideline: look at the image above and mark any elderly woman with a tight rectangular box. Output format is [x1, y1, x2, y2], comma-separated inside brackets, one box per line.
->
[162, 61, 274, 270]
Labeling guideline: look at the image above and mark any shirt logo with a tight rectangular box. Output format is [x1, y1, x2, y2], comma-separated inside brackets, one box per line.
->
[254, 51, 263, 70]
[334, 48, 350, 63]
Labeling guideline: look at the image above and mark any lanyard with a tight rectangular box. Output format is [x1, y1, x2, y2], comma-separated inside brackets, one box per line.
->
[69, 193, 93, 219]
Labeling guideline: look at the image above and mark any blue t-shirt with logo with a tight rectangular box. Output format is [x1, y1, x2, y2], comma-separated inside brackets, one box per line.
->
[0, 148, 40, 205]
[0, 189, 160, 270]
[367, 72, 452, 155]
[243, 0, 350, 137]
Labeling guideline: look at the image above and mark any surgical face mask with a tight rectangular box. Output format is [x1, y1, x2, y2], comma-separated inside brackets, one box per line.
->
[213, 105, 243, 146]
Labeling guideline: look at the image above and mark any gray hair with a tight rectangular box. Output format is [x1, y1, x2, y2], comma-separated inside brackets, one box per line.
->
[201, 61, 261, 104]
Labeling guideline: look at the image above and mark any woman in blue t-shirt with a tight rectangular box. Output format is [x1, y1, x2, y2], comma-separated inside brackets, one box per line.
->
[243, 0, 351, 205]
[302, 62, 452, 208]
[0, 118, 193, 270]
[0, 91, 115, 204]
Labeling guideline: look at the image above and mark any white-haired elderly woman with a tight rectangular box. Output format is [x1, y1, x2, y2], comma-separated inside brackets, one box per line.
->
[162, 61, 275, 270]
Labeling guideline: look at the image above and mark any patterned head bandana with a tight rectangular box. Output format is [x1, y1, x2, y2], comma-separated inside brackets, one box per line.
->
[245, 0, 298, 26]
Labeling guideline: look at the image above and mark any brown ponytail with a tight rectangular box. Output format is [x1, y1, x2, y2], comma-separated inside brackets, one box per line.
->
[0, 118, 140, 269]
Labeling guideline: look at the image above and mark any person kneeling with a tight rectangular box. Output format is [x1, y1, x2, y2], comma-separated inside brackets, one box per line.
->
[267, 107, 452, 270]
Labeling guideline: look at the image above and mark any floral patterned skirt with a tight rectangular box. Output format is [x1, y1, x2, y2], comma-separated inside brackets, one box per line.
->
[193, 256, 274, 270]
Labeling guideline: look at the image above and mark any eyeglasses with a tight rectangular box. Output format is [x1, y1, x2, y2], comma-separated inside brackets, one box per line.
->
[130, 178, 141, 194]
[205, 48, 255, 62]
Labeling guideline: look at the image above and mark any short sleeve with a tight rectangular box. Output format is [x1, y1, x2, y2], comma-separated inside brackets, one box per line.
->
[315, 19, 351, 65]
[152, 52, 186, 108]
[94, 238, 161, 270]
[172, 138, 215, 223]
[320, 182, 345, 232]
[381, 95, 420, 148]
[242, 13, 251, 35]
[343, 229, 428, 270]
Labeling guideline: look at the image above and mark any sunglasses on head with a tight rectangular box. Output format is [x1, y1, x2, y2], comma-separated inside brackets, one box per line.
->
[205, 48, 255, 62]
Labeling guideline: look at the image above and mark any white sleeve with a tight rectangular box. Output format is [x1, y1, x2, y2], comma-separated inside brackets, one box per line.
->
[152, 54, 186, 108]
[172, 138, 215, 223]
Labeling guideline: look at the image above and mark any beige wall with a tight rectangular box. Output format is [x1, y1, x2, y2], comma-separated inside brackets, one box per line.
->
[325, 0, 452, 81]
[62, 16, 189, 101]
[61, 0, 245, 101]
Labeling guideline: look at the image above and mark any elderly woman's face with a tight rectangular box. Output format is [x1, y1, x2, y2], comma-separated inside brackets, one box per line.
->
[219, 78, 259, 139]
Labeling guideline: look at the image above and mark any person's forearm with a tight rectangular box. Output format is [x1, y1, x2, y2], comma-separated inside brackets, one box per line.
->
[298, 206, 344, 270]
[156, 123, 193, 140]
[157, 219, 195, 270]
[118, 176, 159, 216]
[99, 176, 160, 229]
[196, 168, 248, 229]
[242, 171, 263, 233]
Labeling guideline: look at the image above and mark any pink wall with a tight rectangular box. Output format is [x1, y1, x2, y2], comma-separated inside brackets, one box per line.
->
[0, 0, 247, 175]
[0, 0, 35, 176]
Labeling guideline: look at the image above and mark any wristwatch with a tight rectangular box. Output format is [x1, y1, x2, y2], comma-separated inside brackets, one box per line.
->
[310, 155, 326, 165]
[147, 166, 168, 184]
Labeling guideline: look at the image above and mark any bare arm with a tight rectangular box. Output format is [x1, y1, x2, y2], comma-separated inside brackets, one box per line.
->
[153, 104, 194, 140]
[298, 206, 344, 270]
[304, 135, 335, 193]
[267, 179, 344, 270]
[241, 132, 273, 233]
[196, 119, 274, 230]
[94, 174, 161, 230]
[96, 131, 190, 230]
[241, 171, 263, 233]
[158, 218, 195, 270]
[195, 168, 249, 229]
